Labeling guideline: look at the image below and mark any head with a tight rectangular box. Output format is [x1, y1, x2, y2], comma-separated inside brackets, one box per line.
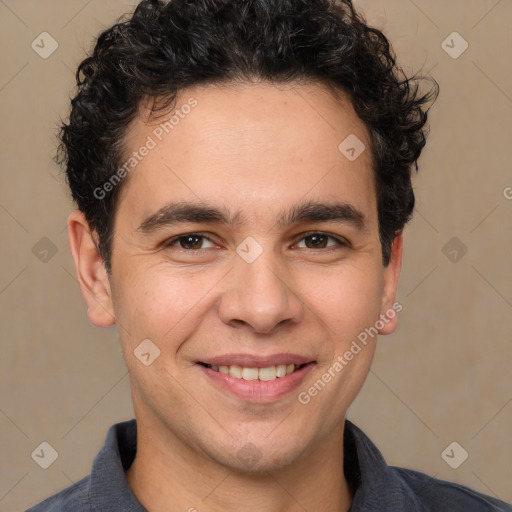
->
[64, 0, 437, 472]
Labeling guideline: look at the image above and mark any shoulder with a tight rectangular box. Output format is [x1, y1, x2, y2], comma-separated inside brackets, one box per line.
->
[25, 475, 92, 511]
[24, 419, 139, 511]
[390, 466, 512, 511]
[344, 421, 511, 511]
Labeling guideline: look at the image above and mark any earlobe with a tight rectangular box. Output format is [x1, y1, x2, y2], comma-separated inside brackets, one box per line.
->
[378, 233, 403, 335]
[67, 210, 116, 328]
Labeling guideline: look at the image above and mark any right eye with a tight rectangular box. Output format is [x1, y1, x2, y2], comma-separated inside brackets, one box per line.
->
[162, 233, 216, 251]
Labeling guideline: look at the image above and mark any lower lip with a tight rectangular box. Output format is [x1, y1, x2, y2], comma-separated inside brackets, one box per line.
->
[197, 363, 315, 403]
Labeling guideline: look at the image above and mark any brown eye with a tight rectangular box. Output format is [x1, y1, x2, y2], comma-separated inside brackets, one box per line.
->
[304, 234, 329, 248]
[165, 234, 215, 250]
[179, 235, 203, 250]
[297, 233, 347, 249]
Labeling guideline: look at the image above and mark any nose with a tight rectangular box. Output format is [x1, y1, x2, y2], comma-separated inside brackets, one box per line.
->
[218, 249, 305, 334]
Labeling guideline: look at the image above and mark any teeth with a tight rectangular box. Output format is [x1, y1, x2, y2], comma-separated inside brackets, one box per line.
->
[259, 366, 277, 381]
[208, 363, 301, 381]
[229, 365, 243, 379]
[276, 364, 287, 378]
[242, 367, 259, 381]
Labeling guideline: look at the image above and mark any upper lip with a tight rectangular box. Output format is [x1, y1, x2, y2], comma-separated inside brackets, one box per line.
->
[197, 353, 315, 368]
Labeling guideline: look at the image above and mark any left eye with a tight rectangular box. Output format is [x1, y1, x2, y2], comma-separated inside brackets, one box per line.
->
[296, 233, 344, 249]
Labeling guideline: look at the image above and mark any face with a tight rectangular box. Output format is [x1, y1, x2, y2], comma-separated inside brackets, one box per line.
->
[69, 81, 402, 472]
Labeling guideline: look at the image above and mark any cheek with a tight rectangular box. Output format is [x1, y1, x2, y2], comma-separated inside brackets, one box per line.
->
[112, 250, 385, 353]
[302, 263, 384, 337]
[112, 264, 219, 347]
[299, 270, 383, 411]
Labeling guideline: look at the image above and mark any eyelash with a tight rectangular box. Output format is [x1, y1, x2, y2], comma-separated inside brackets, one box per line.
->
[162, 232, 351, 252]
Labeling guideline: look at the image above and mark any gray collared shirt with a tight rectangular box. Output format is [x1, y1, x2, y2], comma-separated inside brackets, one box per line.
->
[26, 418, 512, 511]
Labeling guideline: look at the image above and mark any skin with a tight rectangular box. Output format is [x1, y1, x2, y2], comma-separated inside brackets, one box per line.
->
[68, 81, 402, 512]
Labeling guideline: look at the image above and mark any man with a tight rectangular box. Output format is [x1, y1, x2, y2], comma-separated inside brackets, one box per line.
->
[27, 0, 511, 510]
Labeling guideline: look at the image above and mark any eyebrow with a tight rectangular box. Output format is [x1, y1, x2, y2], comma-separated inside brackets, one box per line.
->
[135, 199, 367, 234]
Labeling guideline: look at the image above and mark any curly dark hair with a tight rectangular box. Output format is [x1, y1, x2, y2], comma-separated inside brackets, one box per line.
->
[58, 0, 438, 275]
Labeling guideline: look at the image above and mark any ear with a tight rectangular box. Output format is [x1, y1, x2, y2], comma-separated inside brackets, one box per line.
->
[67, 210, 115, 328]
[378, 233, 403, 335]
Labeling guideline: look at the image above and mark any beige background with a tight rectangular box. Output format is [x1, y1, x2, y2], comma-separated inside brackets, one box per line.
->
[1, 0, 511, 510]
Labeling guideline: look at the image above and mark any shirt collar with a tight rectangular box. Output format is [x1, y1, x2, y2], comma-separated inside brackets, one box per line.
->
[88, 419, 146, 511]
[344, 420, 424, 511]
[87, 418, 421, 511]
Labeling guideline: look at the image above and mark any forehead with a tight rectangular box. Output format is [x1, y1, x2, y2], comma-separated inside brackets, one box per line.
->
[139, 81, 367, 145]
[116, 81, 376, 228]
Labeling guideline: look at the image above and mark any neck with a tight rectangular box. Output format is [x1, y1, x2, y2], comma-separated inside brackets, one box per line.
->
[126, 416, 353, 512]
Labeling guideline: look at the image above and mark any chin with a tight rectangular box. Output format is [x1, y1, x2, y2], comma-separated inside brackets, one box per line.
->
[210, 440, 305, 474]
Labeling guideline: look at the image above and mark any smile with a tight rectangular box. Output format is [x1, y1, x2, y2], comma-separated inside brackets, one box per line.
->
[200, 363, 307, 381]
[197, 360, 316, 403]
